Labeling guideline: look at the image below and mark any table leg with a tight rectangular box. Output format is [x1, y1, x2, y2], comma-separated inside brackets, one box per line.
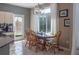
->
[42, 39, 46, 51]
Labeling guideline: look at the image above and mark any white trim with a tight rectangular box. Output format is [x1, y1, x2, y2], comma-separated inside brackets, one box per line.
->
[71, 4, 78, 55]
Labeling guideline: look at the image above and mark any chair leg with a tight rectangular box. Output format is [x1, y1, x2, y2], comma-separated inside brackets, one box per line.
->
[25, 43, 26, 47]
[25, 41, 27, 47]
[25, 41, 29, 47]
[51, 46, 56, 55]
[35, 45, 38, 52]
[53, 47, 56, 54]
[28, 43, 31, 49]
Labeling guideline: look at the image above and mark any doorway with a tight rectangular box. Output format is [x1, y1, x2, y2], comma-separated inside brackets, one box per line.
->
[13, 15, 24, 41]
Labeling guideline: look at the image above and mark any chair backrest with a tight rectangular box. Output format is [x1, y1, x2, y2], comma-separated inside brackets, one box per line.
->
[56, 31, 61, 40]
[29, 32, 37, 45]
[25, 31, 30, 41]
[25, 29, 37, 45]
[55, 31, 61, 46]
[25, 29, 33, 41]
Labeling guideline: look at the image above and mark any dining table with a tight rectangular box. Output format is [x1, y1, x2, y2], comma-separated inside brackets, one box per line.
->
[35, 32, 55, 51]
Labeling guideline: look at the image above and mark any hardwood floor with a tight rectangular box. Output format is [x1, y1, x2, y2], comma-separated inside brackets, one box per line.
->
[9, 36, 70, 55]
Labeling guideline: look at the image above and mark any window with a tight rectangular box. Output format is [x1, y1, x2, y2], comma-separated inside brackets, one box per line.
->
[39, 8, 51, 33]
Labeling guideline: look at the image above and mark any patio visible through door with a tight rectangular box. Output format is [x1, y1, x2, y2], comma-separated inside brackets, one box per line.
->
[13, 15, 24, 41]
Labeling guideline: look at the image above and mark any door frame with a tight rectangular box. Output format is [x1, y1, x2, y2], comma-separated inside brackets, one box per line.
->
[13, 14, 24, 38]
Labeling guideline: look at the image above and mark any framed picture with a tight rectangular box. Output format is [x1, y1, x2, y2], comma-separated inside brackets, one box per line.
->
[64, 19, 70, 27]
[59, 9, 68, 17]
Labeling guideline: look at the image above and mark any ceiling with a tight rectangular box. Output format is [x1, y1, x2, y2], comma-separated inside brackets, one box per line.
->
[8, 3, 39, 8]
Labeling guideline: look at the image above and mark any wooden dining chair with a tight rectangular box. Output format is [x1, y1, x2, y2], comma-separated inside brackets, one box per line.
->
[25, 29, 34, 47]
[25, 31, 30, 46]
[54, 31, 61, 48]
[29, 31, 45, 52]
[45, 31, 62, 54]
[29, 32, 40, 52]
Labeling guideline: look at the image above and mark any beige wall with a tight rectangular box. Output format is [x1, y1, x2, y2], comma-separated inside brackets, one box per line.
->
[30, 3, 73, 50]
[58, 3, 73, 49]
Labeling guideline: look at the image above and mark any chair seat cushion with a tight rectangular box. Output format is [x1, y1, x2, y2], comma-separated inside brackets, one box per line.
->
[46, 38, 56, 46]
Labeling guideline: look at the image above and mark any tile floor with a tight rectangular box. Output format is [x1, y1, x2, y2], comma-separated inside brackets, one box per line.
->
[9, 36, 70, 55]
